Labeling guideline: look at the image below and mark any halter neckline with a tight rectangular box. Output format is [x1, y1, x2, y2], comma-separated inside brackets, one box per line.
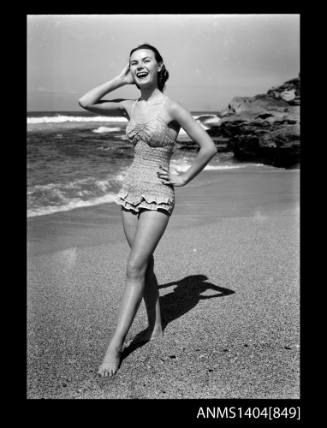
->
[131, 94, 166, 122]
[137, 92, 166, 103]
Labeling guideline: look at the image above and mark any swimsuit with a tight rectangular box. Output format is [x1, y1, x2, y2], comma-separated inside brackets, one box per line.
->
[116, 94, 178, 216]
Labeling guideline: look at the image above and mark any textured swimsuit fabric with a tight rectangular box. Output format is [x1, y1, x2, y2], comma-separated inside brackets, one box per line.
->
[116, 95, 178, 215]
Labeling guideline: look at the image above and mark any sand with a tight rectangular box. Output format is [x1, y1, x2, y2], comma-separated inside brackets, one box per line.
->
[27, 168, 300, 399]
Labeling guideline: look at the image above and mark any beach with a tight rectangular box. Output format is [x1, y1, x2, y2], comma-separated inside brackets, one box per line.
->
[27, 167, 300, 399]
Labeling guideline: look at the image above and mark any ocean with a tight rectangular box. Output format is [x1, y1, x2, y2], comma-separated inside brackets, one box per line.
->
[27, 111, 278, 218]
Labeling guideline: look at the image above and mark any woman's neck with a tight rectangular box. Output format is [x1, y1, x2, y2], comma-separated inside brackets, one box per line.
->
[139, 87, 162, 102]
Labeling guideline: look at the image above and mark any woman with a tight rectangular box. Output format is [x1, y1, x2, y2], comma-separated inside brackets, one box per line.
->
[78, 43, 217, 377]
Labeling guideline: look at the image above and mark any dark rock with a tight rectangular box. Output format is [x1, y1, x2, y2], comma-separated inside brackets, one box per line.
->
[267, 76, 300, 103]
[214, 76, 300, 167]
[178, 77, 300, 166]
[227, 95, 290, 115]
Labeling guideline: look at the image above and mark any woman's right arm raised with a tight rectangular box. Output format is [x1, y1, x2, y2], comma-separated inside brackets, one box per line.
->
[78, 64, 134, 116]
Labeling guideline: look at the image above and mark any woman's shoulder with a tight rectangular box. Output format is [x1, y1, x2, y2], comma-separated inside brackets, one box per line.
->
[163, 94, 180, 109]
[163, 95, 190, 121]
[163, 95, 188, 115]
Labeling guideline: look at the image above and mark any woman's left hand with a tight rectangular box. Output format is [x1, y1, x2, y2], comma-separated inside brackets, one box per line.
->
[157, 165, 186, 187]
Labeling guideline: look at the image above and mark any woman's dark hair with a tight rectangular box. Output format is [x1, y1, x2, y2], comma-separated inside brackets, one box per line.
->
[129, 43, 169, 92]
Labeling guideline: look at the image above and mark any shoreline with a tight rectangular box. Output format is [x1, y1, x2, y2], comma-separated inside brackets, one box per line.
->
[27, 167, 299, 257]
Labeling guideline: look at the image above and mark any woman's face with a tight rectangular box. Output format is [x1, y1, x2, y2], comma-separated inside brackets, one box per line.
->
[129, 49, 161, 88]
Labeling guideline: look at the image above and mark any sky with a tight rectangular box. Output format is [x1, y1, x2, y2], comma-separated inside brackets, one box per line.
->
[27, 14, 300, 112]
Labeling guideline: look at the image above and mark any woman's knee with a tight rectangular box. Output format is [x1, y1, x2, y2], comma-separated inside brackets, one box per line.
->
[126, 254, 154, 280]
[126, 257, 147, 280]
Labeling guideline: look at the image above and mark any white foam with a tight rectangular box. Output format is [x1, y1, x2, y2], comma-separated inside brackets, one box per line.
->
[170, 158, 192, 172]
[198, 122, 209, 130]
[204, 163, 265, 171]
[27, 192, 119, 218]
[30, 172, 126, 193]
[92, 126, 121, 133]
[27, 171, 128, 218]
[170, 158, 266, 172]
[27, 115, 127, 124]
[28, 113, 215, 126]
[194, 114, 221, 126]
[202, 116, 221, 126]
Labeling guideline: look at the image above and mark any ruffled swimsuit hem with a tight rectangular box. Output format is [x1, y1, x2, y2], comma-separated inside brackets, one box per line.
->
[116, 190, 174, 216]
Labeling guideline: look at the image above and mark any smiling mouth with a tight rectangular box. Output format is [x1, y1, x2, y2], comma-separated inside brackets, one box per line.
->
[136, 71, 149, 79]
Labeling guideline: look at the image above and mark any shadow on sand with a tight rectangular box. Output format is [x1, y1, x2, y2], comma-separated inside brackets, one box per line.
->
[121, 274, 235, 361]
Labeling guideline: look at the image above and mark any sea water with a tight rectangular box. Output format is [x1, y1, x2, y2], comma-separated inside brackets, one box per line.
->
[27, 111, 274, 218]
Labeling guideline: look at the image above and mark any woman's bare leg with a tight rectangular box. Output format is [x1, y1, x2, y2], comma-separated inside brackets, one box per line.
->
[120, 209, 163, 343]
[98, 208, 170, 377]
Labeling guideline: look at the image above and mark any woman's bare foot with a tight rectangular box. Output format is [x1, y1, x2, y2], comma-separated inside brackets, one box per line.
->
[97, 344, 122, 377]
[128, 326, 163, 346]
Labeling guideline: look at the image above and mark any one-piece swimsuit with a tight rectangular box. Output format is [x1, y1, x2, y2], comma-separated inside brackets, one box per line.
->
[116, 93, 179, 216]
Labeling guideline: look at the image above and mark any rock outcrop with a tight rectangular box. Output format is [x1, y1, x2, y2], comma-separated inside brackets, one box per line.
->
[177, 76, 300, 168]
[217, 76, 300, 167]
[267, 77, 300, 105]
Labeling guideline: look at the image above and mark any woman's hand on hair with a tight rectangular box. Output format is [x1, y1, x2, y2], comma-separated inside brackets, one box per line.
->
[157, 165, 187, 187]
[117, 64, 135, 85]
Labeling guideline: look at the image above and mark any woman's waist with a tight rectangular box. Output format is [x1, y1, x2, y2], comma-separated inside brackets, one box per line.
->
[123, 175, 174, 196]
[127, 162, 167, 179]
[132, 139, 174, 156]
[125, 163, 173, 187]
[131, 154, 171, 168]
